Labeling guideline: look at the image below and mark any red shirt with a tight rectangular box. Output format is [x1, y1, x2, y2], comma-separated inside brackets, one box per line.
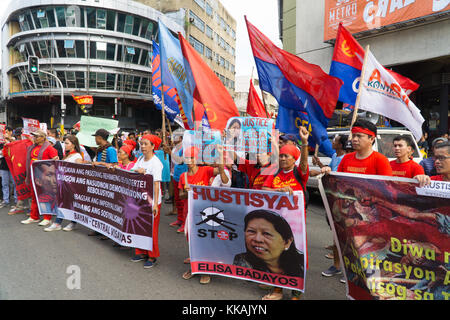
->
[239, 161, 277, 190]
[389, 159, 424, 178]
[431, 175, 444, 181]
[31, 144, 58, 162]
[178, 166, 215, 190]
[338, 151, 392, 176]
[263, 165, 309, 191]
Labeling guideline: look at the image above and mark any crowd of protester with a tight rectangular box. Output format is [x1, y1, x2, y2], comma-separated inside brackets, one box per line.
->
[0, 119, 448, 300]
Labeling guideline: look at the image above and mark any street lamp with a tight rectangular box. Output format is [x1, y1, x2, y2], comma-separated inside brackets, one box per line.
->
[27, 56, 66, 133]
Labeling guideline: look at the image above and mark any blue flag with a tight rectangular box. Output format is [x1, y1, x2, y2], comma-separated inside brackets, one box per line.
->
[276, 104, 335, 157]
[151, 41, 180, 122]
[158, 20, 194, 128]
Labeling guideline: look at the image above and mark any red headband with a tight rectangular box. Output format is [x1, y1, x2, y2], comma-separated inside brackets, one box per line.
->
[351, 126, 376, 137]
[123, 139, 136, 150]
[120, 144, 133, 158]
[141, 134, 161, 150]
[280, 144, 300, 161]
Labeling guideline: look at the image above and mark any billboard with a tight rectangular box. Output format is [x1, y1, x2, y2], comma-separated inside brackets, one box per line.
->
[324, 0, 450, 41]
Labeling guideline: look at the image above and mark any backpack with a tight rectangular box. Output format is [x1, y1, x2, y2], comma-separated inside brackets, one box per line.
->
[274, 167, 309, 209]
[231, 169, 250, 189]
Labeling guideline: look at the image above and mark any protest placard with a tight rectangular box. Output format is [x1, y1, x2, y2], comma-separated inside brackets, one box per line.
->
[76, 115, 118, 148]
[31, 160, 155, 249]
[188, 186, 306, 291]
[319, 173, 450, 300]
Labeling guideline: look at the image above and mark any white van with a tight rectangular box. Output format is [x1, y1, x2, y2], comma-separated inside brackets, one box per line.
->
[306, 128, 423, 189]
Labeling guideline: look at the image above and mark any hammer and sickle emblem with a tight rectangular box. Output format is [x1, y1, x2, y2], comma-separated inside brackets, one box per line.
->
[341, 40, 355, 58]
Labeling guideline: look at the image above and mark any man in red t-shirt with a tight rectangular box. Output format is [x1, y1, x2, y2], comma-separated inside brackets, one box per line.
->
[322, 119, 391, 279]
[21, 130, 59, 225]
[390, 135, 424, 178]
[334, 120, 392, 176]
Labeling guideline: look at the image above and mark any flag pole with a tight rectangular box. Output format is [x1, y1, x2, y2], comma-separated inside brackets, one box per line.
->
[161, 83, 167, 145]
[350, 45, 370, 130]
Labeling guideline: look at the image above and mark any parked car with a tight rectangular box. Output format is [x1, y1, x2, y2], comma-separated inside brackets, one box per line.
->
[306, 127, 423, 189]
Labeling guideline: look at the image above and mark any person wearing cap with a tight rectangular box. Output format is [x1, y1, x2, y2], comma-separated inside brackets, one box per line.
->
[261, 126, 310, 300]
[92, 128, 118, 167]
[130, 134, 163, 269]
[21, 129, 59, 226]
[419, 137, 448, 176]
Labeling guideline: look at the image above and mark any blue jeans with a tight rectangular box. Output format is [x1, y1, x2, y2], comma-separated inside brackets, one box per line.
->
[0, 170, 17, 204]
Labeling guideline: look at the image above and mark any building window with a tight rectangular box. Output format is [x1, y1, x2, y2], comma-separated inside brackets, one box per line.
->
[194, 0, 206, 10]
[106, 43, 115, 61]
[206, 3, 213, 16]
[189, 36, 204, 55]
[205, 46, 212, 59]
[96, 42, 107, 60]
[206, 25, 213, 39]
[64, 40, 75, 57]
[124, 15, 134, 34]
[19, 14, 30, 31]
[97, 9, 106, 29]
[106, 10, 116, 31]
[189, 11, 205, 32]
[75, 40, 85, 58]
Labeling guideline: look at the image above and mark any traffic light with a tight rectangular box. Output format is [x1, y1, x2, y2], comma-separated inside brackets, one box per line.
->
[28, 56, 39, 74]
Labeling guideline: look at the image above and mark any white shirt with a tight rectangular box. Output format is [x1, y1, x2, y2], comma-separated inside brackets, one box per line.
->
[210, 167, 232, 187]
[64, 153, 83, 163]
[133, 155, 163, 206]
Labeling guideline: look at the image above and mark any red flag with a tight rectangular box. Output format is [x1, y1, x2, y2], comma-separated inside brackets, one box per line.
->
[246, 79, 267, 118]
[386, 69, 420, 96]
[178, 33, 239, 131]
[4, 139, 33, 200]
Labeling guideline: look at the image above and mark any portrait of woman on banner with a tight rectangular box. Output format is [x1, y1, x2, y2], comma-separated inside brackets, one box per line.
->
[233, 209, 304, 277]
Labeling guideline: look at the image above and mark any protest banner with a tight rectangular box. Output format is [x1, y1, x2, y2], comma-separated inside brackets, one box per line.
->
[3, 139, 33, 200]
[188, 186, 306, 291]
[182, 129, 222, 164]
[31, 160, 155, 249]
[22, 117, 40, 136]
[319, 173, 450, 300]
[0, 124, 5, 143]
[76, 115, 118, 148]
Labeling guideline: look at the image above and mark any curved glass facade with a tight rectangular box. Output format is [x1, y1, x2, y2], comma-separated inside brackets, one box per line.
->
[6, 3, 173, 99]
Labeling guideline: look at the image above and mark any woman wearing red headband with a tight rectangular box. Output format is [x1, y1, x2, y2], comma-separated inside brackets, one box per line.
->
[117, 144, 136, 171]
[131, 134, 163, 269]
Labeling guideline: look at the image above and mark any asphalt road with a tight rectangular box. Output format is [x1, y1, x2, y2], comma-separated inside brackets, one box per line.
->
[0, 190, 346, 300]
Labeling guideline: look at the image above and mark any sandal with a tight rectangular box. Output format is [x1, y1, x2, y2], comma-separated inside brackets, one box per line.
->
[291, 291, 302, 300]
[258, 284, 272, 290]
[262, 288, 283, 300]
[200, 275, 211, 284]
[325, 253, 334, 259]
[182, 271, 194, 280]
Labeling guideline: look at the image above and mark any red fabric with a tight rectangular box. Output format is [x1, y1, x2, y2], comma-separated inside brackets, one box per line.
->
[184, 146, 199, 158]
[246, 79, 267, 118]
[135, 203, 161, 258]
[120, 145, 134, 159]
[123, 139, 136, 150]
[29, 183, 51, 221]
[351, 126, 376, 137]
[431, 175, 444, 181]
[263, 165, 309, 192]
[389, 160, 424, 178]
[3, 140, 33, 200]
[280, 144, 301, 160]
[246, 17, 342, 119]
[178, 33, 239, 131]
[173, 178, 184, 223]
[338, 151, 393, 176]
[333, 22, 419, 96]
[238, 161, 277, 190]
[178, 166, 215, 190]
[30, 144, 58, 161]
[141, 135, 161, 150]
